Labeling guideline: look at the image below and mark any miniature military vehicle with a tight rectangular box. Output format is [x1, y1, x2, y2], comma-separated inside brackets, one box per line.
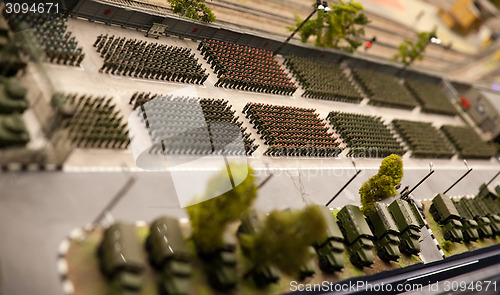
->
[453, 200, 480, 241]
[0, 114, 29, 147]
[471, 197, 500, 235]
[313, 206, 345, 272]
[337, 205, 374, 267]
[458, 197, 493, 238]
[430, 194, 463, 242]
[201, 231, 238, 290]
[367, 203, 401, 261]
[145, 216, 192, 295]
[299, 246, 317, 279]
[238, 210, 280, 286]
[479, 196, 500, 216]
[0, 78, 28, 113]
[388, 199, 421, 255]
[97, 222, 145, 294]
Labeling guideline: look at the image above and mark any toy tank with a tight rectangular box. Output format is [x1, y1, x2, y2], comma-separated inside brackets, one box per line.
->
[388, 199, 421, 255]
[367, 202, 401, 262]
[0, 114, 29, 148]
[337, 205, 374, 267]
[430, 194, 463, 242]
[97, 222, 145, 293]
[313, 206, 344, 272]
[453, 200, 480, 241]
[459, 197, 493, 238]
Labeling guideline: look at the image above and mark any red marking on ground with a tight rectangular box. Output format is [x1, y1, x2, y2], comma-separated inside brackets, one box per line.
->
[366, 0, 405, 11]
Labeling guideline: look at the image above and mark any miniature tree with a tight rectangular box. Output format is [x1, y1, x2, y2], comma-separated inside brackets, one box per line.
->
[187, 164, 257, 254]
[290, 0, 370, 53]
[359, 154, 404, 214]
[239, 206, 326, 276]
[392, 31, 436, 66]
[168, 0, 216, 23]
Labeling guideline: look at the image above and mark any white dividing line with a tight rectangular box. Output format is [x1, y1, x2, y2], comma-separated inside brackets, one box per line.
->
[406, 260, 479, 282]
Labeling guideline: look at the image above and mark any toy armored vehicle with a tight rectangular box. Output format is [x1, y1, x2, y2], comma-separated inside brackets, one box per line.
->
[388, 199, 422, 255]
[313, 205, 345, 272]
[430, 194, 463, 242]
[0, 78, 28, 114]
[97, 222, 145, 295]
[459, 197, 493, 238]
[0, 114, 29, 147]
[145, 216, 192, 295]
[453, 200, 480, 241]
[337, 205, 374, 267]
[367, 203, 401, 261]
[237, 210, 280, 286]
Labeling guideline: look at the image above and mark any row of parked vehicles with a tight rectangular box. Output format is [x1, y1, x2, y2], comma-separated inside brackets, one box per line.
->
[95, 196, 426, 294]
[431, 183, 500, 242]
[430, 183, 500, 243]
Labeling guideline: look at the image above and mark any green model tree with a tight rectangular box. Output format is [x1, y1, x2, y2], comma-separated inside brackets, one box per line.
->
[392, 31, 436, 66]
[187, 164, 257, 254]
[168, 0, 216, 23]
[359, 154, 404, 214]
[239, 206, 326, 276]
[290, 0, 370, 53]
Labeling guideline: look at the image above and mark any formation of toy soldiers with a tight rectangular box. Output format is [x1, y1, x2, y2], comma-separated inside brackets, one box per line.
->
[243, 102, 343, 157]
[393, 119, 454, 159]
[284, 56, 363, 103]
[95, 35, 208, 84]
[198, 39, 297, 95]
[131, 93, 258, 156]
[441, 125, 496, 159]
[352, 68, 419, 110]
[405, 79, 457, 116]
[327, 111, 404, 158]
[6, 13, 85, 66]
[54, 93, 129, 149]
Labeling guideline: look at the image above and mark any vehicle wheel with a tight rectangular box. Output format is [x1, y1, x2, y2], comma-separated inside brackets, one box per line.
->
[444, 231, 452, 241]
[429, 204, 436, 214]
[350, 253, 360, 267]
[399, 243, 407, 254]
[378, 249, 388, 262]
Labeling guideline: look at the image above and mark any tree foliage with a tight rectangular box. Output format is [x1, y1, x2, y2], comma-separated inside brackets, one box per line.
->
[187, 164, 257, 254]
[290, 0, 370, 53]
[239, 206, 326, 275]
[359, 154, 404, 214]
[392, 31, 435, 66]
[168, 0, 216, 23]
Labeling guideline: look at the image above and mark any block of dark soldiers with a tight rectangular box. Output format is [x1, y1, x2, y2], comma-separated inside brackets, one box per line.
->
[393, 119, 454, 158]
[130, 93, 258, 156]
[405, 79, 458, 116]
[285, 56, 363, 103]
[352, 68, 419, 110]
[243, 102, 342, 157]
[54, 93, 129, 149]
[198, 39, 297, 95]
[94, 35, 208, 84]
[5, 13, 85, 66]
[0, 113, 30, 148]
[327, 111, 404, 158]
[441, 125, 496, 159]
[0, 78, 28, 114]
